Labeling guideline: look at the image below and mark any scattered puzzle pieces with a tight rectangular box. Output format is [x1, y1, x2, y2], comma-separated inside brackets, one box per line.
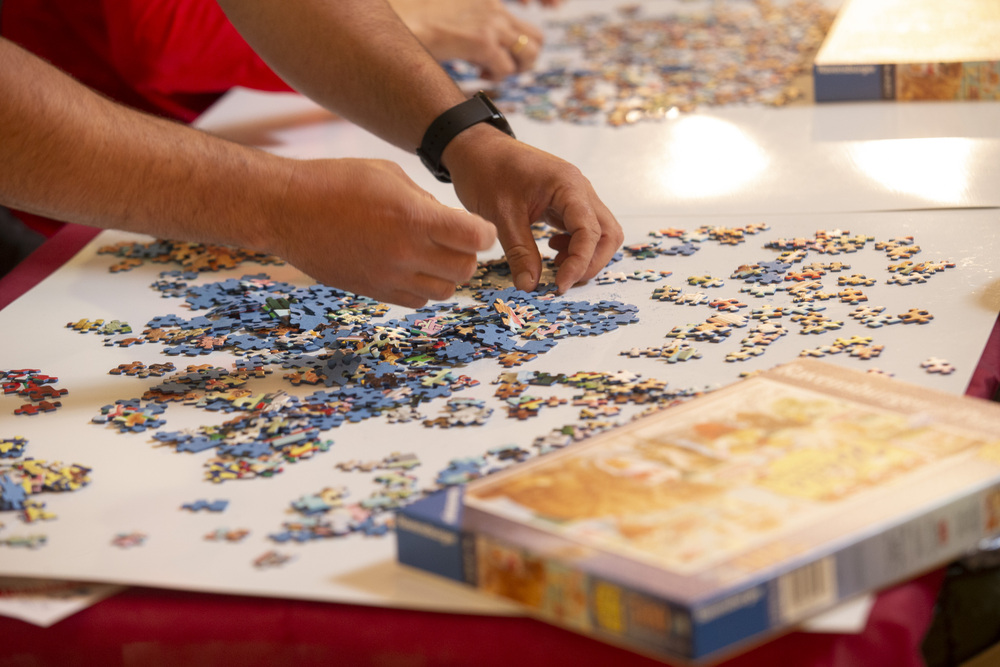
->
[620, 343, 702, 364]
[423, 398, 493, 427]
[2, 369, 68, 416]
[93, 399, 167, 432]
[33, 220, 966, 566]
[204, 528, 249, 542]
[14, 401, 61, 416]
[109, 361, 177, 378]
[0, 534, 47, 549]
[111, 532, 147, 548]
[182, 499, 229, 512]
[98, 240, 283, 273]
[921, 357, 955, 375]
[0, 437, 27, 459]
[899, 309, 934, 325]
[253, 550, 293, 568]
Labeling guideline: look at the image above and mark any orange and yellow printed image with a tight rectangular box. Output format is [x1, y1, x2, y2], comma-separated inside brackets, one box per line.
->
[896, 61, 1000, 100]
[468, 379, 998, 575]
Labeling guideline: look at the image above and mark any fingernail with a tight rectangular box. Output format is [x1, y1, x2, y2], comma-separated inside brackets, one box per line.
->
[516, 271, 535, 291]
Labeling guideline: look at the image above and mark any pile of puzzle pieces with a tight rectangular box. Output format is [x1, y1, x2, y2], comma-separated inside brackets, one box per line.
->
[2, 369, 68, 416]
[97, 241, 283, 273]
[66, 263, 642, 486]
[0, 458, 92, 533]
[480, 0, 836, 124]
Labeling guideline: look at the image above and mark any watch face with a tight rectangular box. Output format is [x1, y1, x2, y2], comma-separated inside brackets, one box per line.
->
[476, 91, 515, 139]
[418, 92, 517, 183]
[476, 91, 502, 118]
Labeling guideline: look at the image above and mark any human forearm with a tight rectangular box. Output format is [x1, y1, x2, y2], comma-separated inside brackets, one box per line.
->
[0, 38, 496, 307]
[212, 0, 623, 294]
[216, 0, 467, 151]
[0, 38, 284, 253]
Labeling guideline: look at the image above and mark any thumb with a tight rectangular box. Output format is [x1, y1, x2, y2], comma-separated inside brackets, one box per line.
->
[427, 208, 497, 253]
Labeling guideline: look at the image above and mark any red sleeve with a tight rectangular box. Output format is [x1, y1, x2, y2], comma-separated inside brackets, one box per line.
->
[100, 0, 293, 96]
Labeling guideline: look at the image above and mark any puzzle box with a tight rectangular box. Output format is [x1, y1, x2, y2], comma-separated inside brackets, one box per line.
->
[813, 0, 1000, 102]
[399, 359, 1000, 662]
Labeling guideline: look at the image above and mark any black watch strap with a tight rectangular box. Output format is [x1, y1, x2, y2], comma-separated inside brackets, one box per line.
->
[417, 91, 515, 183]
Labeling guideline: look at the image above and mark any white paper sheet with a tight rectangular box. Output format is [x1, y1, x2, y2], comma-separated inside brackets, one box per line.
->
[0, 206, 996, 612]
[0, 577, 123, 627]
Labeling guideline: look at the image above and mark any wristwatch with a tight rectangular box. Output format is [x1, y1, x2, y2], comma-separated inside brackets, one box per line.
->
[417, 91, 515, 183]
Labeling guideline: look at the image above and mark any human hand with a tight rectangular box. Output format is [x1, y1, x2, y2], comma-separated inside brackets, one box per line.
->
[266, 158, 496, 307]
[389, 0, 545, 80]
[444, 126, 623, 294]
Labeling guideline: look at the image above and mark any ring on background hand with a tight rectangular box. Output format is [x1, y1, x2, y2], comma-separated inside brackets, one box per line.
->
[510, 34, 530, 55]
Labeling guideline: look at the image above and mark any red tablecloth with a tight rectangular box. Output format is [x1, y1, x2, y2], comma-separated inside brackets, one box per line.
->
[1, 569, 946, 667]
[2, 224, 997, 667]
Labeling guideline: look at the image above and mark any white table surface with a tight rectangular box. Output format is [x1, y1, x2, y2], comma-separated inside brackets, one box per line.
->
[195, 88, 1000, 218]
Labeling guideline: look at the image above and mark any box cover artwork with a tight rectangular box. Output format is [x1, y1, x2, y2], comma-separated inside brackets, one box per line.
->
[459, 360, 1000, 660]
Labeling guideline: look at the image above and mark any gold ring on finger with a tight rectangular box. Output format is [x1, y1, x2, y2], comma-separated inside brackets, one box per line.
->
[510, 34, 530, 56]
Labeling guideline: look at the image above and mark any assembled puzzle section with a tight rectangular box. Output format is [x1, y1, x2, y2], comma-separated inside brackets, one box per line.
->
[457, 359, 1000, 662]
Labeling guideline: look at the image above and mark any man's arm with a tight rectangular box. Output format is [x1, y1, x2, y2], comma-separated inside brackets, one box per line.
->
[216, 0, 623, 294]
[0, 37, 495, 307]
[216, 0, 464, 150]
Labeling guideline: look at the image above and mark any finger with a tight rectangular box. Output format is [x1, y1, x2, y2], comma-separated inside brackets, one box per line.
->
[547, 232, 571, 263]
[383, 290, 429, 309]
[408, 271, 463, 302]
[514, 19, 544, 46]
[546, 200, 602, 293]
[508, 24, 542, 71]
[552, 203, 622, 291]
[426, 209, 497, 254]
[375, 272, 462, 307]
[586, 206, 625, 279]
[412, 244, 481, 285]
[494, 215, 543, 293]
[548, 231, 617, 273]
[479, 41, 519, 81]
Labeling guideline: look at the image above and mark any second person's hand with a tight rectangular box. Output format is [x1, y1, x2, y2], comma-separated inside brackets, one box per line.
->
[389, 0, 545, 80]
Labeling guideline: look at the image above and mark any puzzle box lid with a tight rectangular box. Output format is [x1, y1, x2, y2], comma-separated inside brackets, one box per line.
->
[815, 0, 1000, 66]
[462, 359, 1000, 608]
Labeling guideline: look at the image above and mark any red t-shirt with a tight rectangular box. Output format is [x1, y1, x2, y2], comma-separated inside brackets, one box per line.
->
[2, 0, 292, 123]
[2, 0, 294, 235]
